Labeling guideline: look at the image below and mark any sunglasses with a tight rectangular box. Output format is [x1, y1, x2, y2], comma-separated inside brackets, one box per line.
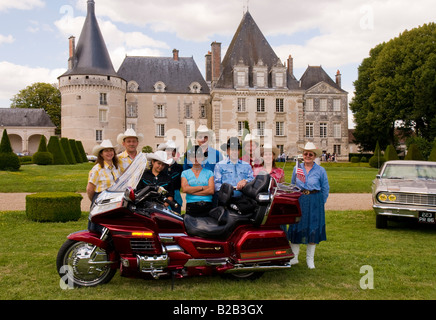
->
[303, 152, 315, 157]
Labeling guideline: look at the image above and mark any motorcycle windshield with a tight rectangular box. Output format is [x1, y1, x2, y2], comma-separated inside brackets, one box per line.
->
[107, 152, 148, 192]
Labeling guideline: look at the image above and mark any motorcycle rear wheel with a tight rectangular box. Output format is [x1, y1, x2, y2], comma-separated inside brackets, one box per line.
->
[56, 239, 116, 288]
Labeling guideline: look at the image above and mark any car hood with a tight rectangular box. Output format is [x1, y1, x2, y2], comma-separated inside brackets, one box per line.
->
[377, 179, 436, 194]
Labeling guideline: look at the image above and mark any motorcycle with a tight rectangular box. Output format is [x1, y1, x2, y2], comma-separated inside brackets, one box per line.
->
[57, 153, 302, 288]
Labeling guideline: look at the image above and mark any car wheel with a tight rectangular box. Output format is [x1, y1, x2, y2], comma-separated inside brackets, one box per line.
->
[376, 214, 388, 229]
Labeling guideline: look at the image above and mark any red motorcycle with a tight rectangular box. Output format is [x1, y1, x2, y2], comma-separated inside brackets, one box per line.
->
[57, 153, 301, 288]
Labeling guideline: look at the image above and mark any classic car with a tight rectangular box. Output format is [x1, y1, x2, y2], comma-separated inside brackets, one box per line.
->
[372, 160, 436, 228]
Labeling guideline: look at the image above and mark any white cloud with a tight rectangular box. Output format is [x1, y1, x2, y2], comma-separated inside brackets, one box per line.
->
[0, 34, 14, 45]
[0, 0, 44, 12]
[0, 61, 64, 106]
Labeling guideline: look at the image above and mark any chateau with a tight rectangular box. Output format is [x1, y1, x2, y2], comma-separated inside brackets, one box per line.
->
[59, 0, 349, 160]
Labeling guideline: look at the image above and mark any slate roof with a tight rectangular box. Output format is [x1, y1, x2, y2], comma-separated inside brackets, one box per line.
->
[117, 56, 210, 94]
[0, 109, 56, 127]
[299, 66, 346, 92]
[61, 0, 118, 77]
[215, 11, 300, 90]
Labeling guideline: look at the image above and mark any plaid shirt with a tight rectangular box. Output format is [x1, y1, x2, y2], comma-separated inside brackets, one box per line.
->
[118, 151, 134, 173]
[88, 162, 121, 193]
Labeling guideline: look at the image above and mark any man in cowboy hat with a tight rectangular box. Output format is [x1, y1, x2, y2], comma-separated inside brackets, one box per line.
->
[214, 137, 254, 198]
[117, 128, 144, 173]
[158, 140, 183, 213]
[241, 134, 262, 168]
[183, 125, 222, 172]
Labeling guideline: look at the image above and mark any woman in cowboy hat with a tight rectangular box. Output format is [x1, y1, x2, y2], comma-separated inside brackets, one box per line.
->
[136, 151, 175, 208]
[241, 134, 262, 168]
[86, 140, 121, 203]
[253, 144, 285, 183]
[117, 129, 144, 173]
[287, 142, 329, 269]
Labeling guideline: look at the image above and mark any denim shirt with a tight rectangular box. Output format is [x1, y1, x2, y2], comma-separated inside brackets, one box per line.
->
[214, 157, 254, 197]
[292, 162, 329, 203]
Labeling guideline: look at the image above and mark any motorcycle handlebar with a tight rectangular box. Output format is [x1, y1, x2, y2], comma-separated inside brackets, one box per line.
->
[163, 197, 179, 209]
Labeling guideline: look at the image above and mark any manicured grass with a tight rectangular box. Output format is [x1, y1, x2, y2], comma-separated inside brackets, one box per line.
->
[1, 210, 435, 300]
[1, 162, 378, 194]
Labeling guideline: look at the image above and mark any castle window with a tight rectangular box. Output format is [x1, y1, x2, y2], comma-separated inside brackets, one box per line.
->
[189, 82, 202, 93]
[306, 99, 314, 112]
[154, 81, 166, 93]
[100, 93, 107, 105]
[155, 105, 166, 118]
[156, 124, 165, 137]
[306, 122, 314, 138]
[334, 123, 342, 138]
[237, 72, 245, 86]
[96, 130, 103, 142]
[276, 122, 284, 136]
[200, 105, 206, 118]
[127, 103, 138, 118]
[257, 98, 265, 112]
[99, 109, 108, 123]
[276, 73, 284, 87]
[185, 104, 193, 118]
[320, 123, 328, 138]
[237, 98, 246, 112]
[333, 99, 341, 112]
[320, 99, 327, 112]
[256, 73, 265, 87]
[276, 99, 284, 113]
[238, 121, 244, 136]
[257, 121, 265, 136]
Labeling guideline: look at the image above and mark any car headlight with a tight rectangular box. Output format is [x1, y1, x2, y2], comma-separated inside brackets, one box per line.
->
[377, 192, 397, 203]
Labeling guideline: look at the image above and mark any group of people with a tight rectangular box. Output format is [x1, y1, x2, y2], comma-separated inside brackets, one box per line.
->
[86, 125, 329, 269]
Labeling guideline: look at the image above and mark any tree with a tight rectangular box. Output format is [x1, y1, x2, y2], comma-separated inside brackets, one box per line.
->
[0, 129, 21, 171]
[405, 143, 424, 160]
[47, 136, 68, 165]
[384, 144, 399, 161]
[10, 82, 61, 134]
[350, 23, 436, 151]
[32, 135, 54, 165]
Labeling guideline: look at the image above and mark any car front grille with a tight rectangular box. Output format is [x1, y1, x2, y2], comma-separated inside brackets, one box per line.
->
[396, 193, 436, 206]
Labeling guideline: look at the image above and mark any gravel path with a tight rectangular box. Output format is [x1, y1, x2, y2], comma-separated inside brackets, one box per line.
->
[0, 193, 373, 212]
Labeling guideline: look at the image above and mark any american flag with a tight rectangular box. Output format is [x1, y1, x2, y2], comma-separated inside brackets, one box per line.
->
[296, 160, 306, 183]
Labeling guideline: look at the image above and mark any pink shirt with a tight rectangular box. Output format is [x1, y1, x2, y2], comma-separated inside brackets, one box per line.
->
[253, 166, 285, 183]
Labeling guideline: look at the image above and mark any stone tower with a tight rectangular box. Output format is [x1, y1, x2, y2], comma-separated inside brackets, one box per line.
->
[58, 0, 126, 154]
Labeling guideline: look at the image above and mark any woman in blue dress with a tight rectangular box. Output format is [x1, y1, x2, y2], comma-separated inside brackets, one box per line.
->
[181, 146, 215, 217]
[288, 142, 329, 269]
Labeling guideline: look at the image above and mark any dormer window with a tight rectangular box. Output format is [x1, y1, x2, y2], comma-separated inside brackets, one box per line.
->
[127, 81, 139, 93]
[189, 82, 202, 94]
[154, 81, 166, 93]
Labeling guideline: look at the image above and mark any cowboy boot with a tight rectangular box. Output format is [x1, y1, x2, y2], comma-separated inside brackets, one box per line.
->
[306, 244, 316, 269]
[289, 243, 300, 265]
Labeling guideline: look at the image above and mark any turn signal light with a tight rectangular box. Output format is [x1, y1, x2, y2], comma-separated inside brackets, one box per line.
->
[131, 232, 154, 238]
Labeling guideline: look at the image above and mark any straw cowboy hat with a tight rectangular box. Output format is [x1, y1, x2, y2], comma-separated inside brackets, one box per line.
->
[299, 142, 322, 157]
[92, 140, 116, 157]
[117, 128, 144, 146]
[260, 144, 280, 157]
[195, 125, 214, 137]
[146, 151, 174, 166]
[157, 140, 179, 151]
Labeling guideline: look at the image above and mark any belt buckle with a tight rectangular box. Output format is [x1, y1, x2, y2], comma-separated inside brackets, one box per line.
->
[302, 190, 310, 195]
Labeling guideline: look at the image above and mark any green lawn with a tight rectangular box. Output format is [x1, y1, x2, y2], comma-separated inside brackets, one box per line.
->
[1, 210, 435, 300]
[0, 162, 378, 193]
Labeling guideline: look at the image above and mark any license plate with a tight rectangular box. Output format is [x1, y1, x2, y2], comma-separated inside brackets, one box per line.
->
[418, 212, 435, 224]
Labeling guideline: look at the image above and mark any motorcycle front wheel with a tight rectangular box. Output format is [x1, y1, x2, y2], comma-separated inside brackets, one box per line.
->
[56, 239, 117, 288]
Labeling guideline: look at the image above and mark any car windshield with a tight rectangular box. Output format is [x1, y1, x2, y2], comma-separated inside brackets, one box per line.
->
[107, 152, 148, 192]
[382, 163, 436, 180]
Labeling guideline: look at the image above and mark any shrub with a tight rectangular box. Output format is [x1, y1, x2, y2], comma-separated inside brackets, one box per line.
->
[75, 140, 88, 162]
[60, 137, 76, 164]
[428, 142, 436, 161]
[47, 136, 68, 165]
[369, 155, 385, 168]
[360, 156, 368, 163]
[26, 192, 83, 222]
[384, 144, 399, 161]
[32, 136, 53, 165]
[0, 129, 21, 171]
[405, 143, 424, 161]
[351, 156, 360, 163]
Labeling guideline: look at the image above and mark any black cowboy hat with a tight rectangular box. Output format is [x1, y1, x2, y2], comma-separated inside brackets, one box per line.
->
[220, 137, 242, 152]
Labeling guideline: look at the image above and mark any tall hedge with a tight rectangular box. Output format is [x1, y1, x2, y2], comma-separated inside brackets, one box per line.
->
[405, 143, 425, 160]
[32, 135, 53, 166]
[384, 144, 399, 161]
[369, 141, 385, 168]
[69, 139, 82, 163]
[47, 136, 68, 165]
[0, 129, 20, 171]
[75, 140, 88, 163]
[60, 137, 76, 164]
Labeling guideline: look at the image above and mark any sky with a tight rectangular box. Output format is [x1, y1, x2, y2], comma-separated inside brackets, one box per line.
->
[0, 0, 435, 129]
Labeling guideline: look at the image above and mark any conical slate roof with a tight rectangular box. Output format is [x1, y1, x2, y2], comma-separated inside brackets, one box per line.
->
[62, 0, 117, 77]
[215, 11, 299, 89]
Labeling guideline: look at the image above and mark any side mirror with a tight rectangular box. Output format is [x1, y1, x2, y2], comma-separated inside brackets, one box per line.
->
[124, 187, 135, 202]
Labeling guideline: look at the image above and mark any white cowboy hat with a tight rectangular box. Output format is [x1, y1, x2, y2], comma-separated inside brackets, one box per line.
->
[242, 134, 260, 147]
[195, 125, 214, 137]
[146, 150, 174, 166]
[299, 142, 322, 157]
[157, 140, 178, 151]
[92, 140, 116, 157]
[261, 144, 280, 157]
[117, 128, 144, 146]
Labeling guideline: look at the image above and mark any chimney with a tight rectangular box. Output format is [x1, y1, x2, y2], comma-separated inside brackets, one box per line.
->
[68, 36, 76, 70]
[205, 51, 212, 82]
[173, 49, 179, 61]
[287, 54, 294, 76]
[211, 42, 222, 84]
[335, 70, 342, 88]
